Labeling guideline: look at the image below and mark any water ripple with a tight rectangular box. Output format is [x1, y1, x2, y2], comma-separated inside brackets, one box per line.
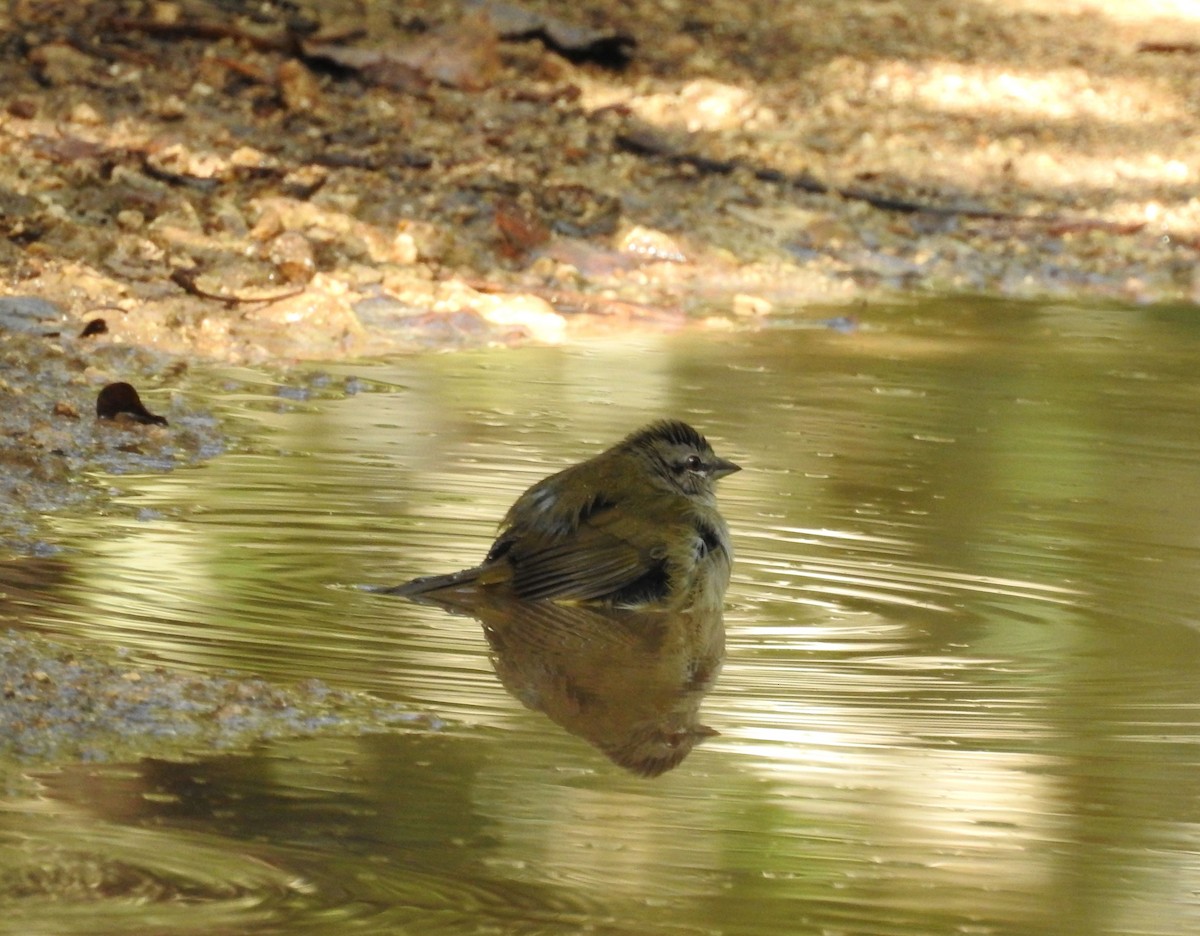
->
[735, 524, 1081, 619]
[0, 802, 310, 935]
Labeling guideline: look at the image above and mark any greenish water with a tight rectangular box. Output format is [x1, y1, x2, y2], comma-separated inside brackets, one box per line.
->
[4, 299, 1200, 935]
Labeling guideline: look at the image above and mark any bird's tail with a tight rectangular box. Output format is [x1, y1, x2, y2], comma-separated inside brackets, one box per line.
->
[383, 566, 483, 598]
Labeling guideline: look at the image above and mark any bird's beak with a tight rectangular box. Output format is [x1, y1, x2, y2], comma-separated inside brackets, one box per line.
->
[711, 457, 741, 480]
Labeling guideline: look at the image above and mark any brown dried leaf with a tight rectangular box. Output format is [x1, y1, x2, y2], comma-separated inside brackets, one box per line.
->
[304, 13, 501, 92]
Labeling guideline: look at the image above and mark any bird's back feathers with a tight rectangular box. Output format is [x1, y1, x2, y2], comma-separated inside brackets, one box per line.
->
[388, 420, 736, 610]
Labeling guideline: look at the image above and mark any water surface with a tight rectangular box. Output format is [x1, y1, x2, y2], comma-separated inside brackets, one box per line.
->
[4, 299, 1200, 935]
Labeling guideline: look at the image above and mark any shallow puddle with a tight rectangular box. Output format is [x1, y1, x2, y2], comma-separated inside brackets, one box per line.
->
[4, 299, 1200, 935]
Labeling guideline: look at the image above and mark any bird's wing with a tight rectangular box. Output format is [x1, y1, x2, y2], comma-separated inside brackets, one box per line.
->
[498, 506, 679, 604]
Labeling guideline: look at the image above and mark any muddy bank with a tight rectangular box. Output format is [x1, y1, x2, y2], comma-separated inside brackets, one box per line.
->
[2, 0, 1198, 366]
[0, 627, 435, 791]
[0, 304, 220, 557]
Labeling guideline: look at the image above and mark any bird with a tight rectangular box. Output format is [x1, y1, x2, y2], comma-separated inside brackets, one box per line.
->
[387, 420, 740, 611]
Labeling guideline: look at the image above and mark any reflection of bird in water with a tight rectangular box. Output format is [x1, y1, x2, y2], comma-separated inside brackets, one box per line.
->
[387, 420, 739, 612]
[425, 592, 725, 777]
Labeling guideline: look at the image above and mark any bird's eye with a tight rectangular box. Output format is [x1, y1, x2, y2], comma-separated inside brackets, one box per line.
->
[683, 454, 704, 472]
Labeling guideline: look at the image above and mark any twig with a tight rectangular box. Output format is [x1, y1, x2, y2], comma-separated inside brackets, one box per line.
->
[615, 127, 1147, 234]
[170, 269, 306, 307]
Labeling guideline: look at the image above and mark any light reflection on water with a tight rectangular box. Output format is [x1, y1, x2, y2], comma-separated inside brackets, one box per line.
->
[5, 299, 1200, 935]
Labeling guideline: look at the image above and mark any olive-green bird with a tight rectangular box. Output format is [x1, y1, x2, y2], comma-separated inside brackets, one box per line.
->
[387, 420, 740, 611]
